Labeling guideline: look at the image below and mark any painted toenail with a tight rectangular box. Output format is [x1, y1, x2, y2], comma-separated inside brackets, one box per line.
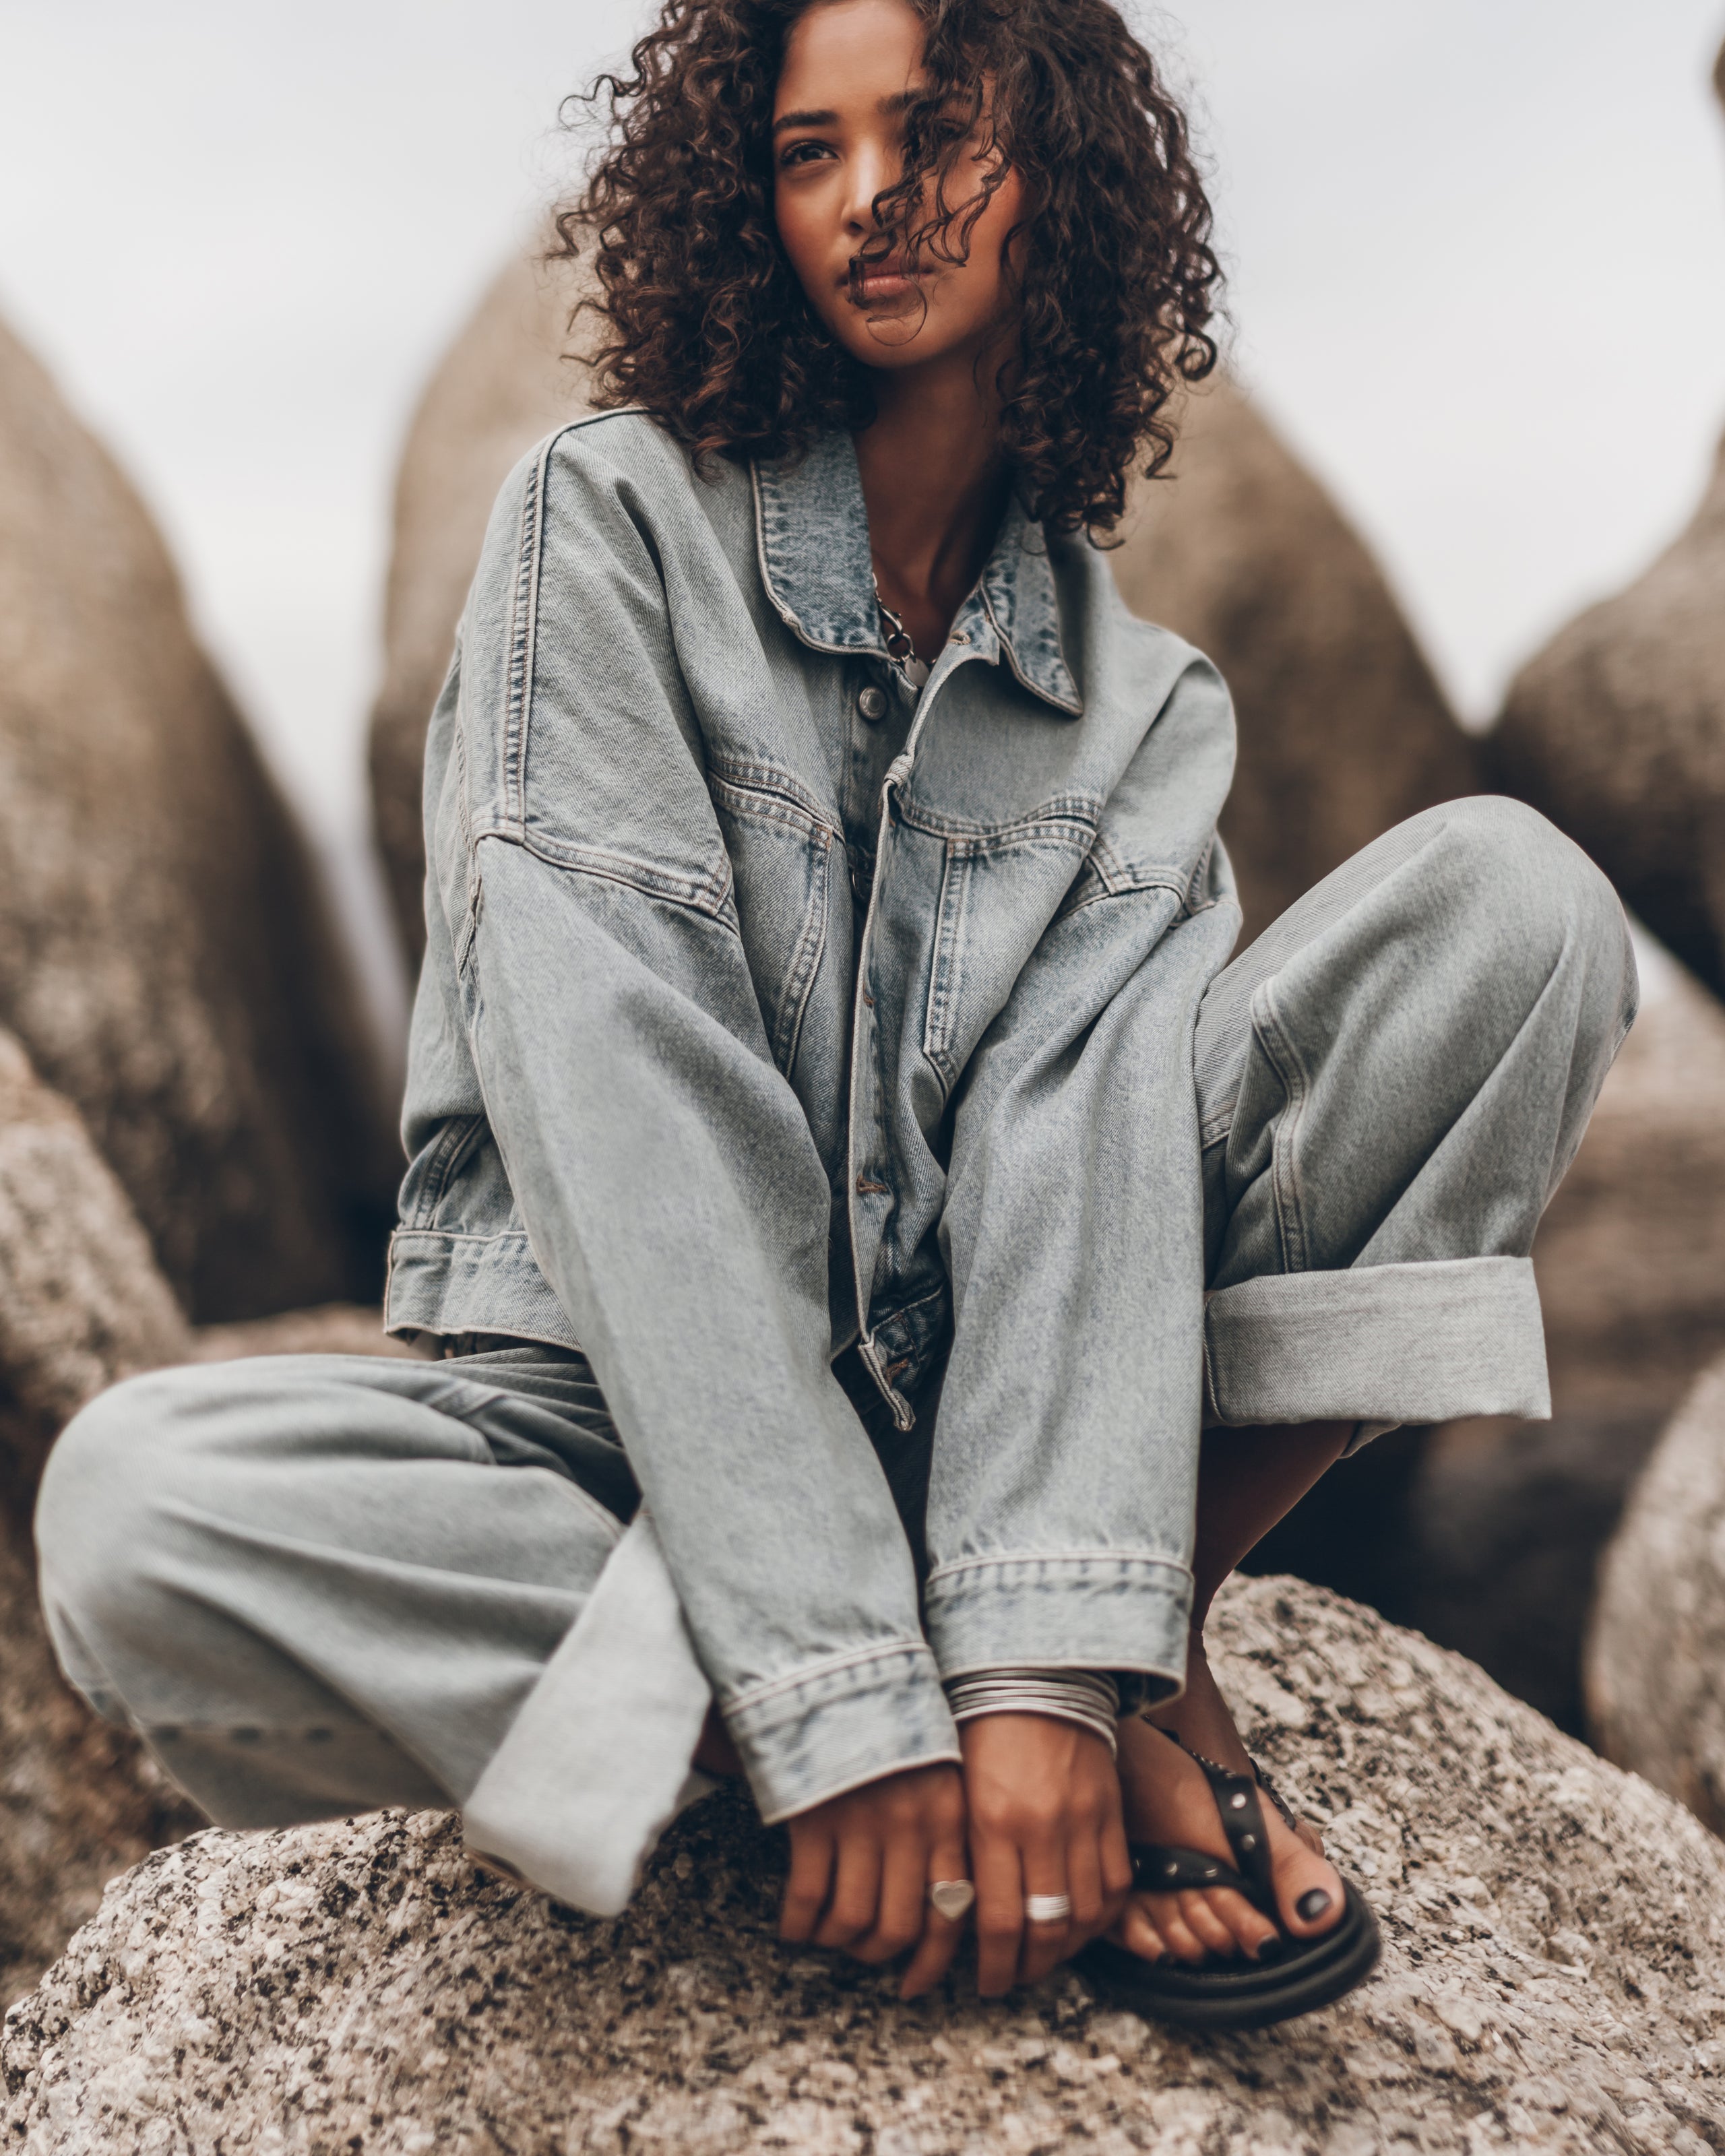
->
[1296, 1889, 1333, 1922]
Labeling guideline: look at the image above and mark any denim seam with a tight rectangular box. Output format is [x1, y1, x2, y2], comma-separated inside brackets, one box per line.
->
[705, 755, 844, 837]
[472, 826, 737, 926]
[1251, 973, 1315, 1275]
[893, 793, 1100, 847]
[502, 437, 551, 834]
[925, 1552, 1193, 1588]
[724, 1637, 937, 1718]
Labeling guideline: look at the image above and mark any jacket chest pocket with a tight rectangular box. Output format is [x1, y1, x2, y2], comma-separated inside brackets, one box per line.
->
[708, 764, 839, 1080]
[922, 821, 1096, 1098]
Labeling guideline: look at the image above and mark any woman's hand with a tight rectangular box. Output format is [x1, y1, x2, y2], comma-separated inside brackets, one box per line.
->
[778, 1762, 970, 2000]
[961, 1713, 1133, 1994]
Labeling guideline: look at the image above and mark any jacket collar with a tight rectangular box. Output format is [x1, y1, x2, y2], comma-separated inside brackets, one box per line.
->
[751, 431, 1083, 716]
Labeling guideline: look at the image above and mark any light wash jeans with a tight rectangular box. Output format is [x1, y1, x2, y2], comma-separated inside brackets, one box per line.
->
[36, 799, 1635, 1913]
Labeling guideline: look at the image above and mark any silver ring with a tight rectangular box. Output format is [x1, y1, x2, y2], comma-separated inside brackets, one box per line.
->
[1024, 1893, 1073, 1925]
[928, 1879, 976, 1922]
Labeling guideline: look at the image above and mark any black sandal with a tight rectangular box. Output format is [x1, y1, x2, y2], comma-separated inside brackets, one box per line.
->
[1075, 1736, 1381, 2032]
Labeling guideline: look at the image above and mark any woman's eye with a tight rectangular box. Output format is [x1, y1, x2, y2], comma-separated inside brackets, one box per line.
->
[778, 139, 834, 168]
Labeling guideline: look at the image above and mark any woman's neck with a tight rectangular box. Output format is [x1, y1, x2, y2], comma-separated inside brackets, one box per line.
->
[854, 354, 1013, 664]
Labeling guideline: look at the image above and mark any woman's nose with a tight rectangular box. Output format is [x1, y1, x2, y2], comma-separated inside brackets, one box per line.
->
[842, 145, 894, 234]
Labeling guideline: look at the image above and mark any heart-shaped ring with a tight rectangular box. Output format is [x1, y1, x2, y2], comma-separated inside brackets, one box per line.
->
[928, 1878, 977, 1922]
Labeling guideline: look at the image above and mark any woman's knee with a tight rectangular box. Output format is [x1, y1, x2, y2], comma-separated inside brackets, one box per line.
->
[1430, 796, 1635, 1020]
[35, 1365, 215, 1655]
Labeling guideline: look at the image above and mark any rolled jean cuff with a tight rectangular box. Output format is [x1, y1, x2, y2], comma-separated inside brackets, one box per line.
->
[922, 1554, 1194, 1707]
[724, 1641, 962, 1825]
[1203, 1255, 1550, 1452]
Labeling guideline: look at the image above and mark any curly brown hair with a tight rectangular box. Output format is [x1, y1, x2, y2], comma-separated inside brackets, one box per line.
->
[555, 0, 1220, 537]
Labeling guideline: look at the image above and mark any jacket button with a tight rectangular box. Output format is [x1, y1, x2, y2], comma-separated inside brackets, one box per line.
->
[858, 686, 887, 723]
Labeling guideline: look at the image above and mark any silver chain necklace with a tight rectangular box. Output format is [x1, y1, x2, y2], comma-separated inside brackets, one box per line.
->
[872, 574, 931, 690]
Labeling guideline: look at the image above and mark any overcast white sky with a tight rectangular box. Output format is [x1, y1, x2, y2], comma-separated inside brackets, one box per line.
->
[3, 0, 1723, 1046]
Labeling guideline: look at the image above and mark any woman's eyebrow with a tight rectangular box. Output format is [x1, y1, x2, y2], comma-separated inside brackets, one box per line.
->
[772, 92, 922, 137]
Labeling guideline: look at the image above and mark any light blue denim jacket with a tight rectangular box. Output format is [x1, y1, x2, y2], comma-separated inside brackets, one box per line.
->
[387, 411, 1241, 1829]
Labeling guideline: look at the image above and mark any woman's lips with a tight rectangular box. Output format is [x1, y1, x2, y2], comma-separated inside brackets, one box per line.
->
[846, 257, 916, 305]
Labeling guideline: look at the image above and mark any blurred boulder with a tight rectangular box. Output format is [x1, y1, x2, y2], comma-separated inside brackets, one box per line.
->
[0, 1027, 189, 1473]
[8, 1575, 1725, 2153]
[0, 314, 396, 1323]
[1252, 944, 1725, 1734]
[371, 255, 1476, 963]
[1113, 375, 1479, 943]
[371, 252, 597, 956]
[0, 1025, 416, 2006]
[1485, 40, 1725, 1001]
[1588, 1353, 1725, 1838]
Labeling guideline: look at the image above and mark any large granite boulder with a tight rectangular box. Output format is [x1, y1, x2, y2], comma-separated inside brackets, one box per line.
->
[6, 1575, 1722, 2153]
[369, 253, 1476, 962]
[1588, 1352, 1725, 1840]
[1485, 43, 1725, 1000]
[0, 314, 394, 1323]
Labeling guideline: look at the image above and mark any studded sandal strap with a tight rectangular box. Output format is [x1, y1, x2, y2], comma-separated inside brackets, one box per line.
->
[1249, 1755, 1303, 1837]
[1170, 1738, 1277, 1907]
[1128, 1843, 1253, 1897]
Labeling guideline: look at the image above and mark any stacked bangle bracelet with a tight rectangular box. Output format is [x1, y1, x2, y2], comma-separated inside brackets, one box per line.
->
[944, 1668, 1122, 1756]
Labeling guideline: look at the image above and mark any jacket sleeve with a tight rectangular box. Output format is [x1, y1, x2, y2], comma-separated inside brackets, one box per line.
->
[443, 424, 958, 1820]
[920, 654, 1241, 1701]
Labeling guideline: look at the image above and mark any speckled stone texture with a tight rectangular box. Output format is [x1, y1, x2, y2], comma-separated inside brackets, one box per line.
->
[367, 251, 1475, 965]
[6, 1576, 1722, 2155]
[1588, 1354, 1725, 1840]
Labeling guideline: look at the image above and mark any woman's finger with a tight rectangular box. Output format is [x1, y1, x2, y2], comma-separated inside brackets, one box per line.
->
[852, 1825, 930, 1965]
[779, 1825, 835, 1944]
[899, 1835, 973, 2000]
[1065, 1823, 1107, 1946]
[1016, 1833, 1071, 1988]
[814, 1829, 881, 1950]
[972, 1833, 1024, 1997]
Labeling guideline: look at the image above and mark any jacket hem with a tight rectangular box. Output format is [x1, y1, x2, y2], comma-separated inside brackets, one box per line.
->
[724, 1639, 962, 1825]
[923, 1553, 1194, 1693]
[385, 1228, 582, 1352]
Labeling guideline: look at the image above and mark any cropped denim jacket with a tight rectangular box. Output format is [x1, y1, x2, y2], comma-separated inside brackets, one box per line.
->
[387, 411, 1241, 1850]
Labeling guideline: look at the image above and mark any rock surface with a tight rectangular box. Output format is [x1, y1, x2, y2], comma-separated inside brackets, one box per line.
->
[1486, 40, 1725, 999]
[369, 253, 1475, 961]
[1588, 1353, 1725, 1841]
[0, 1029, 189, 1467]
[6, 1576, 1724, 2154]
[0, 313, 394, 1322]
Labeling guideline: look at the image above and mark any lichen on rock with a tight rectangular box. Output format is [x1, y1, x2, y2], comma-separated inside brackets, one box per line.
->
[7, 1577, 1722, 2154]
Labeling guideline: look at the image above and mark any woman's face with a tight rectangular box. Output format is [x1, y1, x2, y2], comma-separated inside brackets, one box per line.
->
[772, 0, 1026, 371]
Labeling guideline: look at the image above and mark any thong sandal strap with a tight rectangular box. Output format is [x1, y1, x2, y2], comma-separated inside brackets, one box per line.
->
[1249, 1755, 1303, 1837]
[1165, 1735, 1277, 1907]
[1129, 1844, 1253, 1896]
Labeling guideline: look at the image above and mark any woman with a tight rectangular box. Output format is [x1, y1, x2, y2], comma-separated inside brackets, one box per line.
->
[37, 0, 1633, 2029]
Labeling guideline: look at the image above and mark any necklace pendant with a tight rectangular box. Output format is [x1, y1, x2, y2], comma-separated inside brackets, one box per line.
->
[901, 656, 931, 690]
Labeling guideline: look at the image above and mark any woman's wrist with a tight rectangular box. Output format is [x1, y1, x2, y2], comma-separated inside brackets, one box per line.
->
[943, 1668, 1121, 1756]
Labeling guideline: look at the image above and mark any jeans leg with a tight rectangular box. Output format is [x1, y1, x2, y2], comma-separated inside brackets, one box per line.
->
[34, 1352, 633, 1829]
[1193, 798, 1637, 1444]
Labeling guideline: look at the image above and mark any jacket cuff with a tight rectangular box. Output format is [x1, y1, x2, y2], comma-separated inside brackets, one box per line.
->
[922, 1554, 1193, 1706]
[1203, 1255, 1550, 1439]
[724, 1641, 962, 1825]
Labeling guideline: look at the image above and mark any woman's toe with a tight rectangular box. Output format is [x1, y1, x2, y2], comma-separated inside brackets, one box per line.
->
[1113, 1901, 1166, 1963]
[1274, 1834, 1345, 1940]
[1176, 1889, 1239, 1958]
[1209, 1886, 1278, 1959]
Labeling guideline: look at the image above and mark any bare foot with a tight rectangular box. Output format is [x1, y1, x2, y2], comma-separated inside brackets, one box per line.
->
[1105, 1632, 1344, 1966]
